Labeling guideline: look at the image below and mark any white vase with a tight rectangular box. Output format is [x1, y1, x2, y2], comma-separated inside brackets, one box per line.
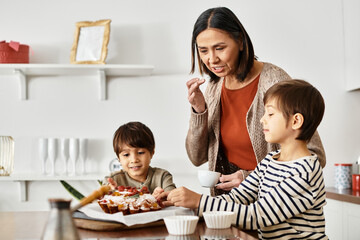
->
[48, 138, 58, 176]
[60, 138, 69, 175]
[79, 138, 88, 175]
[39, 138, 48, 175]
[69, 138, 79, 176]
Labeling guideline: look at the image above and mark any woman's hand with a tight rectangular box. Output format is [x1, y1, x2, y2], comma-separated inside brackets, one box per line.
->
[186, 78, 206, 113]
[163, 187, 201, 209]
[107, 177, 117, 190]
[216, 171, 244, 191]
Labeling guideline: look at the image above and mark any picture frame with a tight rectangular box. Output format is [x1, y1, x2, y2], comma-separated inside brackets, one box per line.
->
[70, 19, 111, 64]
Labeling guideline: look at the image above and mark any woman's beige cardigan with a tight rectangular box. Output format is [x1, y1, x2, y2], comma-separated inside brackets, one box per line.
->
[185, 63, 326, 194]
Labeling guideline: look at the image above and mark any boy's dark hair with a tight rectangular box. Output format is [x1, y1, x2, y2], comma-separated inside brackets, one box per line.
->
[190, 7, 255, 83]
[113, 122, 155, 157]
[263, 79, 325, 141]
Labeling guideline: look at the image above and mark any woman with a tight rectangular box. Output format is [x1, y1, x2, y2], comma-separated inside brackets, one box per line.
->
[186, 7, 326, 196]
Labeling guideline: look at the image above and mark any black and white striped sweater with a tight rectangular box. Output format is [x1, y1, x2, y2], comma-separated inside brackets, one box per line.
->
[197, 151, 328, 239]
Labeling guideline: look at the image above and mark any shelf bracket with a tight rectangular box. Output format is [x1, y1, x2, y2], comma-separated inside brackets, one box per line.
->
[15, 180, 28, 202]
[98, 69, 106, 100]
[14, 69, 27, 100]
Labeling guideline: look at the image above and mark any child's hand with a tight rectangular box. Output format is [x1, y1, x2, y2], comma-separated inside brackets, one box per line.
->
[164, 187, 201, 209]
[107, 177, 117, 190]
[152, 187, 164, 198]
[156, 191, 172, 207]
[217, 171, 244, 191]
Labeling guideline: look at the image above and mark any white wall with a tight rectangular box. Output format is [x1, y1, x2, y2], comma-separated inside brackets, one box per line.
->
[1, 0, 360, 211]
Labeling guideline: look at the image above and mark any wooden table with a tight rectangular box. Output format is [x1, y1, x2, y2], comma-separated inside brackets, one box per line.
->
[0, 211, 258, 239]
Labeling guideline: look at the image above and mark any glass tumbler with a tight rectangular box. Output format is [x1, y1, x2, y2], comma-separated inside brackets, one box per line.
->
[0, 136, 14, 176]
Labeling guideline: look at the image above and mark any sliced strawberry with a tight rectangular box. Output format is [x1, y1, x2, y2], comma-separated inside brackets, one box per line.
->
[141, 186, 148, 193]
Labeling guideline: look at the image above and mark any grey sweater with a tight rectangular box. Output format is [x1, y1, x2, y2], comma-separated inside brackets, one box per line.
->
[185, 62, 326, 194]
[104, 166, 176, 193]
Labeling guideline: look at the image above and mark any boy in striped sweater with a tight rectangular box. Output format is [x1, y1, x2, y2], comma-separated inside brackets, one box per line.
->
[159, 79, 327, 239]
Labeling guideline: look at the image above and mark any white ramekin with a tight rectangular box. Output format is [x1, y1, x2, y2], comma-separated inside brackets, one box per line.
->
[202, 211, 235, 229]
[163, 215, 199, 235]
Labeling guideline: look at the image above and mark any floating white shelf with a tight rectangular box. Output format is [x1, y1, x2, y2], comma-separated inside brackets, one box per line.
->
[0, 172, 108, 202]
[0, 172, 107, 181]
[0, 63, 154, 100]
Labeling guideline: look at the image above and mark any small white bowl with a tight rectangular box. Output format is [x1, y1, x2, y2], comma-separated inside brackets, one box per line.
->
[198, 170, 221, 188]
[164, 215, 199, 235]
[203, 211, 235, 229]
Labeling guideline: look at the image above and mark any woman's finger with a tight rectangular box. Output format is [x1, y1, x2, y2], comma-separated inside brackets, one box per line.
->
[186, 78, 200, 89]
[197, 78, 206, 85]
[188, 79, 205, 94]
[187, 82, 201, 97]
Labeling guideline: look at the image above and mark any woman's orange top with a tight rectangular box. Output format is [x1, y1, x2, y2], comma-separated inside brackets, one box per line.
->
[220, 75, 260, 170]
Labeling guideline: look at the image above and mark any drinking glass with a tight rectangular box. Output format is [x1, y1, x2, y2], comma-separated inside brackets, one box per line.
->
[69, 138, 79, 176]
[39, 138, 48, 175]
[48, 138, 58, 176]
[60, 138, 69, 175]
[79, 138, 88, 175]
[0, 136, 14, 176]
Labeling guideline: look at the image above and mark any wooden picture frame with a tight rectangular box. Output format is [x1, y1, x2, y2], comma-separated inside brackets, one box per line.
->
[70, 19, 111, 64]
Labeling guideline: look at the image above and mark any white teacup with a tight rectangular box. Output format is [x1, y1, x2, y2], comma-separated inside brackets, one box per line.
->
[198, 170, 221, 188]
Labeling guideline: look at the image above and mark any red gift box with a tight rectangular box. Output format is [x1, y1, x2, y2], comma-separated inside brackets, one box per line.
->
[0, 40, 29, 63]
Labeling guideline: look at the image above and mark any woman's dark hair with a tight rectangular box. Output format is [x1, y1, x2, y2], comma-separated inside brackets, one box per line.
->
[263, 79, 325, 141]
[190, 7, 255, 82]
[113, 122, 155, 157]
